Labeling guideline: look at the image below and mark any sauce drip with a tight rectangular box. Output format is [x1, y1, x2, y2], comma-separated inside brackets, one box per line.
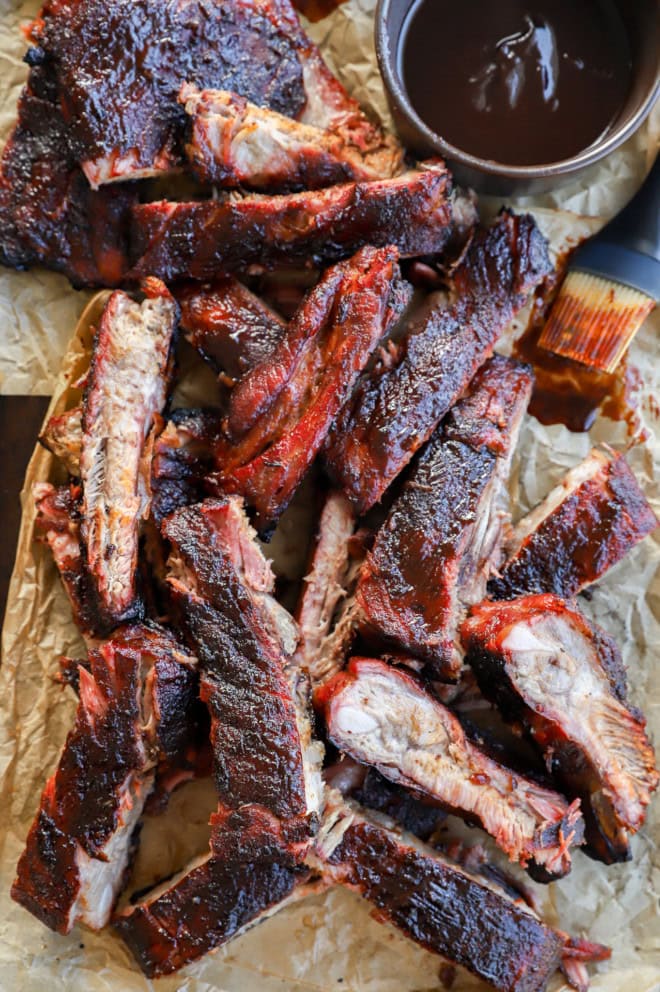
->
[400, 0, 632, 165]
[292, 0, 348, 21]
[513, 263, 643, 435]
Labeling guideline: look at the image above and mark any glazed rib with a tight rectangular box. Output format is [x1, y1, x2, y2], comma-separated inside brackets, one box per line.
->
[462, 594, 659, 863]
[11, 624, 197, 934]
[488, 450, 658, 600]
[150, 409, 225, 525]
[180, 85, 399, 190]
[33, 482, 102, 640]
[27, 0, 309, 187]
[80, 281, 178, 625]
[357, 355, 533, 680]
[313, 795, 566, 992]
[115, 809, 313, 977]
[0, 78, 134, 287]
[117, 498, 323, 975]
[208, 246, 409, 530]
[325, 211, 552, 514]
[129, 164, 456, 282]
[318, 657, 583, 879]
[176, 278, 286, 386]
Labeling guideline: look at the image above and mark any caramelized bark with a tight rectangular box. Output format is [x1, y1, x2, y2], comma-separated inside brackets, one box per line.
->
[29, 0, 308, 186]
[325, 211, 551, 513]
[357, 355, 533, 679]
[318, 658, 583, 879]
[315, 798, 566, 992]
[129, 164, 454, 281]
[209, 246, 409, 529]
[176, 278, 286, 385]
[488, 450, 658, 600]
[462, 594, 659, 863]
[11, 624, 197, 934]
[0, 79, 134, 287]
[150, 409, 224, 525]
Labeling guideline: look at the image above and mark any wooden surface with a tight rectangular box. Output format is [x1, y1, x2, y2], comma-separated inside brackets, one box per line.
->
[0, 396, 50, 628]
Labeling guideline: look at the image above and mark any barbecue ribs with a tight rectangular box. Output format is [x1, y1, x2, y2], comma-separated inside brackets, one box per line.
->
[176, 277, 287, 386]
[462, 595, 659, 863]
[0, 78, 135, 287]
[325, 211, 551, 513]
[209, 246, 409, 530]
[180, 84, 401, 190]
[488, 449, 658, 600]
[117, 498, 323, 974]
[313, 794, 568, 992]
[11, 624, 198, 934]
[357, 355, 533, 680]
[318, 657, 584, 879]
[80, 281, 178, 625]
[129, 164, 459, 281]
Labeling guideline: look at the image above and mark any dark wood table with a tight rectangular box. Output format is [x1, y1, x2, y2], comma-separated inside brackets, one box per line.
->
[0, 395, 51, 626]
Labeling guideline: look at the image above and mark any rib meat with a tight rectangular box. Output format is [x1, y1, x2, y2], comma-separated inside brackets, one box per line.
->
[357, 355, 534, 680]
[208, 246, 409, 530]
[318, 657, 584, 879]
[462, 594, 659, 863]
[129, 164, 457, 282]
[150, 409, 224, 525]
[293, 490, 362, 686]
[80, 281, 178, 625]
[11, 624, 197, 934]
[488, 449, 658, 601]
[325, 211, 552, 514]
[313, 795, 567, 992]
[33, 482, 102, 640]
[39, 407, 83, 476]
[0, 77, 135, 287]
[117, 498, 323, 974]
[176, 278, 286, 385]
[180, 84, 401, 190]
[27, 0, 309, 187]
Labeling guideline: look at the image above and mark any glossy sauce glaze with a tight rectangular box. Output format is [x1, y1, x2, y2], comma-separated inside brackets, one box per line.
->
[400, 0, 632, 165]
[513, 260, 644, 435]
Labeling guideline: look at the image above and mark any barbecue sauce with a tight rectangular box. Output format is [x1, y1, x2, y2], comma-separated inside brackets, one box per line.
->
[292, 0, 348, 21]
[400, 0, 632, 165]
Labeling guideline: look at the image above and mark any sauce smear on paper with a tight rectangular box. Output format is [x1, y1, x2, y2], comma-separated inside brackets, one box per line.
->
[292, 0, 348, 21]
[399, 0, 632, 165]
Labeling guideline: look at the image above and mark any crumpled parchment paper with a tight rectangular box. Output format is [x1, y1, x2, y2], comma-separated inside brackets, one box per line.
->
[0, 0, 659, 989]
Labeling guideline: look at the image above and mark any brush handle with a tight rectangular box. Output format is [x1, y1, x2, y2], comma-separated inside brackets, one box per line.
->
[573, 154, 660, 300]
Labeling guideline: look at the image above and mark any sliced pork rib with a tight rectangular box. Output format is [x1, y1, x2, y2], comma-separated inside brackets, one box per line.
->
[11, 624, 197, 934]
[462, 595, 659, 863]
[80, 281, 178, 625]
[33, 482, 101, 640]
[208, 246, 409, 530]
[357, 355, 533, 680]
[129, 164, 457, 282]
[313, 795, 567, 992]
[325, 210, 551, 514]
[176, 278, 287, 386]
[180, 85, 400, 190]
[150, 409, 225, 525]
[39, 407, 83, 476]
[28, 0, 308, 187]
[117, 498, 323, 974]
[488, 449, 658, 601]
[318, 657, 583, 880]
[0, 78, 135, 287]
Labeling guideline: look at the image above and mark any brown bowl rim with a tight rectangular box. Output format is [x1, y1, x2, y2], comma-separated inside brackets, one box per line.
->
[375, 0, 660, 180]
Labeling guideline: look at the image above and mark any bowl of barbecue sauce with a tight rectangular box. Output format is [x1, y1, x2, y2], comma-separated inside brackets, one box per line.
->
[376, 0, 660, 194]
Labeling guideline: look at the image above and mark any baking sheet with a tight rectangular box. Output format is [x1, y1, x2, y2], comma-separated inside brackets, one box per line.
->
[0, 0, 659, 988]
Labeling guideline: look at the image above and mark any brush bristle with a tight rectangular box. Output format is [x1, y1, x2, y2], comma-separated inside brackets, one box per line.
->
[538, 271, 655, 373]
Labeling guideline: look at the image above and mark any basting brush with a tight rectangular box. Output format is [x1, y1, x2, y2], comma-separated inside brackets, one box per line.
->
[539, 155, 660, 373]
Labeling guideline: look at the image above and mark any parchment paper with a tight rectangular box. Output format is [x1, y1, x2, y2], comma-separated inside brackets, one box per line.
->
[0, 0, 659, 989]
